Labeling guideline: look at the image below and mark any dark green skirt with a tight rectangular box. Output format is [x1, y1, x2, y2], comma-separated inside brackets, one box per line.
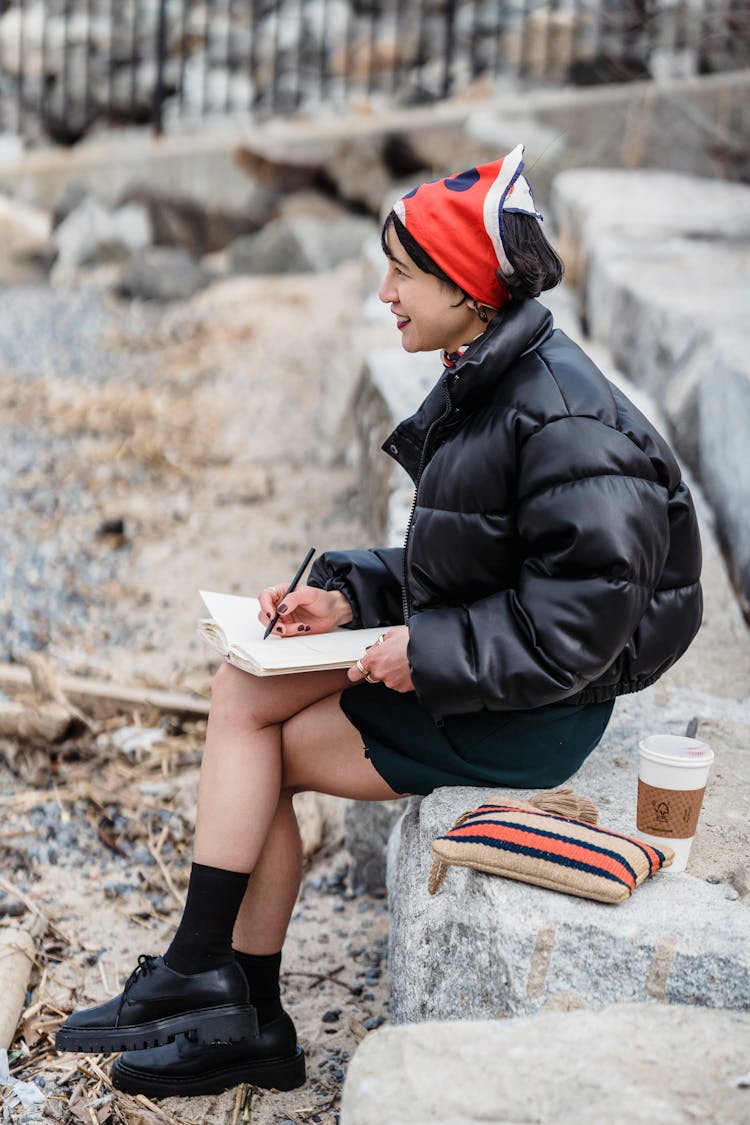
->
[340, 682, 614, 796]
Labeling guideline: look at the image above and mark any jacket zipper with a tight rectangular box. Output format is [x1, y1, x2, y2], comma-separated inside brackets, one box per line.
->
[401, 381, 454, 624]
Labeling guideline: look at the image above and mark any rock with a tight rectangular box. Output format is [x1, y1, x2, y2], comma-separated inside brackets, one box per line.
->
[322, 138, 401, 216]
[234, 144, 326, 195]
[698, 333, 750, 617]
[52, 180, 90, 229]
[582, 233, 748, 407]
[345, 799, 406, 895]
[52, 196, 152, 274]
[0, 192, 51, 283]
[386, 616, 750, 1030]
[552, 169, 750, 282]
[340, 1005, 750, 1125]
[237, 134, 399, 216]
[228, 212, 375, 275]
[115, 247, 209, 302]
[293, 791, 326, 859]
[388, 796, 750, 1024]
[353, 348, 439, 543]
[550, 169, 750, 615]
[119, 182, 278, 256]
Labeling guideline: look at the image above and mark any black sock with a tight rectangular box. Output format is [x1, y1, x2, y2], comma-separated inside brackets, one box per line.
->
[235, 950, 283, 1025]
[164, 863, 250, 975]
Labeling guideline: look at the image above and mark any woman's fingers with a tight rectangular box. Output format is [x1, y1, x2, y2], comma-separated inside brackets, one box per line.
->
[347, 657, 367, 684]
[349, 627, 414, 692]
[257, 584, 284, 624]
[258, 585, 330, 635]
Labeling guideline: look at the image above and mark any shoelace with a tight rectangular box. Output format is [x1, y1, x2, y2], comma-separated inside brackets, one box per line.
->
[116, 954, 158, 1022]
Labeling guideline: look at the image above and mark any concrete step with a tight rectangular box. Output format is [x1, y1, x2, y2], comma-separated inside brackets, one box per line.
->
[340, 1005, 750, 1125]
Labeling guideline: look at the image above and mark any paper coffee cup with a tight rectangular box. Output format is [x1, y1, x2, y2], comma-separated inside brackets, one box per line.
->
[636, 735, 714, 873]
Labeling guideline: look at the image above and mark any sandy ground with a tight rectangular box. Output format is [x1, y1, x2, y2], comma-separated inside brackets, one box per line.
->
[1, 260, 402, 1125]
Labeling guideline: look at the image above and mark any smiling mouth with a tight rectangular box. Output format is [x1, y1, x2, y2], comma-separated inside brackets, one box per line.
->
[396, 317, 410, 330]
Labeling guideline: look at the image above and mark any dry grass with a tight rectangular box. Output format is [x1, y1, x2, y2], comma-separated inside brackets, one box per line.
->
[0, 696, 208, 1124]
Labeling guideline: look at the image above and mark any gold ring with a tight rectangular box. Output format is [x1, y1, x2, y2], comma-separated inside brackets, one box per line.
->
[376, 633, 386, 646]
[356, 658, 378, 684]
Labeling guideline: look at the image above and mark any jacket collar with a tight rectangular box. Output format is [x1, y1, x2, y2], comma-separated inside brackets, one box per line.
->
[382, 299, 554, 481]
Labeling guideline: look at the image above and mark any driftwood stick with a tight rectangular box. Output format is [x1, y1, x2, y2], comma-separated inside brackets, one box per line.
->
[0, 700, 78, 743]
[0, 926, 36, 1049]
[0, 875, 75, 946]
[0, 655, 92, 743]
[25, 653, 90, 727]
[0, 663, 210, 718]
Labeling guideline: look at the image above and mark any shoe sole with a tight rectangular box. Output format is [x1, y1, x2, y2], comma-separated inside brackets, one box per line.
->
[55, 1004, 258, 1054]
[111, 1045, 306, 1096]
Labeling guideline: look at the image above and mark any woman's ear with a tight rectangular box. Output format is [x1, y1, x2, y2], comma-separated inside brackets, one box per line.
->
[469, 302, 490, 323]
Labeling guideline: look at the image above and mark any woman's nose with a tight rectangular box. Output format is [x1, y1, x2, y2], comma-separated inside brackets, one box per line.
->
[378, 272, 396, 303]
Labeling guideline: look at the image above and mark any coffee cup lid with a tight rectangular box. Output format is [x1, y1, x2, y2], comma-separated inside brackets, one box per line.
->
[638, 734, 714, 767]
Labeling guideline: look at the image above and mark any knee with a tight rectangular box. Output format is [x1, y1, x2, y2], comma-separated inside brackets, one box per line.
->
[210, 661, 261, 724]
[211, 659, 247, 702]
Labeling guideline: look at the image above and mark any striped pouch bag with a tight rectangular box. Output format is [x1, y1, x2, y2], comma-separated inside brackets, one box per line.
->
[428, 791, 673, 904]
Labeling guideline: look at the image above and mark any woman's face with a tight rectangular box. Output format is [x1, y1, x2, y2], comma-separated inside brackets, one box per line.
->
[378, 226, 482, 355]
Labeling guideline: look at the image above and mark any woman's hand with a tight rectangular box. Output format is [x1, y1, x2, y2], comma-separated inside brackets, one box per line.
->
[347, 626, 414, 693]
[257, 585, 353, 637]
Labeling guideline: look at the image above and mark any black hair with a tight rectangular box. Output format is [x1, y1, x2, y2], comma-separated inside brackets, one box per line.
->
[500, 211, 564, 299]
[381, 209, 564, 305]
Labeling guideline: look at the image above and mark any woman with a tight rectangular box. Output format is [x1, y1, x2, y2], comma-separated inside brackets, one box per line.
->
[56, 146, 702, 1097]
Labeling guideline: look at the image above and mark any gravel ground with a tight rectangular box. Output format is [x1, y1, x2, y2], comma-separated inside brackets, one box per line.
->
[0, 278, 163, 661]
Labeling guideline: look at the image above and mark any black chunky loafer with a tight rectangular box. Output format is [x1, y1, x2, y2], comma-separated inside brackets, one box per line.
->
[55, 955, 258, 1054]
[111, 1011, 305, 1097]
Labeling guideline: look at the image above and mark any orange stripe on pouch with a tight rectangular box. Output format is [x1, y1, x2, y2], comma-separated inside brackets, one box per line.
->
[449, 822, 636, 888]
[468, 807, 664, 873]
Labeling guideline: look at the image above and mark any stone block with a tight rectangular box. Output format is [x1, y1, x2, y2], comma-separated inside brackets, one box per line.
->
[340, 1005, 750, 1125]
[550, 168, 750, 602]
[550, 171, 750, 416]
[387, 688, 750, 1025]
[551, 168, 750, 285]
[698, 333, 750, 617]
[582, 234, 748, 408]
[228, 212, 375, 276]
[345, 798, 406, 896]
[353, 347, 438, 543]
[116, 247, 209, 302]
[52, 196, 152, 275]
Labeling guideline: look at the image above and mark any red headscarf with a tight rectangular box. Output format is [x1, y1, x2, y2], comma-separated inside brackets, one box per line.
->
[393, 144, 542, 310]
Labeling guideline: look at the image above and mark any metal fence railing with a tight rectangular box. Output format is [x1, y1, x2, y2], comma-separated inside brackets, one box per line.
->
[1, 1, 748, 144]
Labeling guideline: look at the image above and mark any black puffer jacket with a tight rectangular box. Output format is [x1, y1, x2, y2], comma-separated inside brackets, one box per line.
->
[310, 299, 702, 716]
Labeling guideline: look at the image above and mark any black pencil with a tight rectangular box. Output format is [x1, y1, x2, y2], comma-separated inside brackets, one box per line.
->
[263, 546, 316, 639]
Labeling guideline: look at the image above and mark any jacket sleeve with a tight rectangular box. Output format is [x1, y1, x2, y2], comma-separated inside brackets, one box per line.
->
[407, 415, 672, 713]
[308, 548, 405, 628]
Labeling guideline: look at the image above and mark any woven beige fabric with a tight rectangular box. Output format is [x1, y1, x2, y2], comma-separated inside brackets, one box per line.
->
[429, 796, 674, 904]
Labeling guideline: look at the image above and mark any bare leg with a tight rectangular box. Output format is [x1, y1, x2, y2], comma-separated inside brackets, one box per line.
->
[55, 663, 402, 1059]
[231, 793, 303, 956]
[195, 660, 400, 871]
[233, 683, 406, 955]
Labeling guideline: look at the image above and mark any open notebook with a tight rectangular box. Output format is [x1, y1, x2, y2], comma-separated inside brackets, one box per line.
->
[198, 591, 384, 676]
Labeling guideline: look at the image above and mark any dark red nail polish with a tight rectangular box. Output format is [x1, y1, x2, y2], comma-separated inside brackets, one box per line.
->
[266, 612, 271, 619]
[304, 625, 311, 632]
[278, 603, 287, 613]
[298, 624, 305, 631]
[276, 627, 282, 634]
